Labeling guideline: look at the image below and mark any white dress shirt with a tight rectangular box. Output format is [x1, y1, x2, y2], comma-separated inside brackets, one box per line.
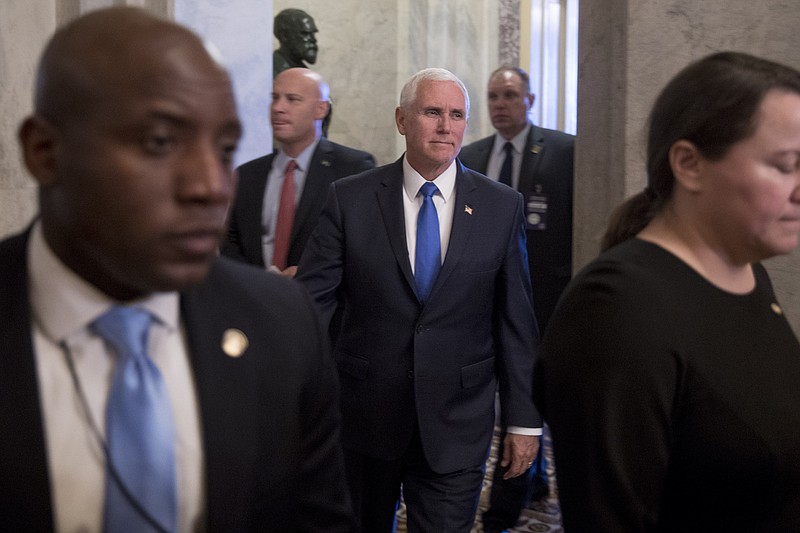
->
[485, 126, 530, 189]
[29, 224, 205, 533]
[402, 157, 457, 271]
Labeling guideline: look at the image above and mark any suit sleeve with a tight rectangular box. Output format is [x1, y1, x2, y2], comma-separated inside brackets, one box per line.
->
[220, 169, 250, 263]
[357, 153, 376, 173]
[295, 182, 345, 329]
[495, 192, 542, 429]
[220, 206, 248, 263]
[292, 286, 355, 532]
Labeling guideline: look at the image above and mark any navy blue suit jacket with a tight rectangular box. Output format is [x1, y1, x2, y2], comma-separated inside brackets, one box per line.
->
[296, 158, 541, 474]
[0, 228, 353, 532]
[459, 124, 574, 331]
[222, 138, 375, 268]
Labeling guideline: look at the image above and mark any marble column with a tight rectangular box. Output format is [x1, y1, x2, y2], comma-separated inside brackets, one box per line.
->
[498, 0, 520, 67]
[577, 0, 800, 332]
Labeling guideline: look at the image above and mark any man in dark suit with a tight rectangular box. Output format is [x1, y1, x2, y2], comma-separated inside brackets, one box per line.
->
[296, 67, 541, 532]
[459, 66, 575, 533]
[0, 7, 352, 532]
[221, 67, 375, 277]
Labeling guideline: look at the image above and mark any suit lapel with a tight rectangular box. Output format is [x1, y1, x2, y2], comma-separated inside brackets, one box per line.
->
[292, 139, 334, 246]
[518, 125, 546, 192]
[379, 160, 481, 304]
[428, 162, 479, 302]
[377, 159, 417, 294]
[472, 137, 493, 172]
[180, 276, 257, 529]
[0, 230, 55, 531]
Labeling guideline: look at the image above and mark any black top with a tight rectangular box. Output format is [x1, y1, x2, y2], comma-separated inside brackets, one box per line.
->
[536, 238, 800, 532]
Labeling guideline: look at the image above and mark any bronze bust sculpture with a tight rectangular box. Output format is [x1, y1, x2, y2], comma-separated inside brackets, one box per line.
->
[273, 9, 318, 77]
[273, 9, 332, 136]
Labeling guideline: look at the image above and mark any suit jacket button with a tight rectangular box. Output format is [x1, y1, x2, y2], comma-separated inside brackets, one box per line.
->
[416, 325, 424, 334]
[407, 370, 414, 380]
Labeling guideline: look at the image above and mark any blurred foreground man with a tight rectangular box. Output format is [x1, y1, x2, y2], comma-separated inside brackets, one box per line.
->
[0, 7, 352, 532]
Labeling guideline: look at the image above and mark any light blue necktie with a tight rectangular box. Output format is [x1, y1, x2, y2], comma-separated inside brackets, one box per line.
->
[415, 181, 441, 303]
[499, 141, 514, 186]
[92, 306, 177, 533]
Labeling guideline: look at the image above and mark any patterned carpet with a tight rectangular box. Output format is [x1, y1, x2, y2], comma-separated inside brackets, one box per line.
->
[395, 426, 563, 532]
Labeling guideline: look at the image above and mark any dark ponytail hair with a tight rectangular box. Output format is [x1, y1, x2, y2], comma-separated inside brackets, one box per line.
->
[601, 52, 800, 251]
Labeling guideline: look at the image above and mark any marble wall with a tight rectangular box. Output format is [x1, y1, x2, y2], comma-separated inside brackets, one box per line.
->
[0, 1, 54, 238]
[0, 0, 172, 240]
[0, 1, 506, 236]
[0, 0, 268, 239]
[4, 1, 800, 334]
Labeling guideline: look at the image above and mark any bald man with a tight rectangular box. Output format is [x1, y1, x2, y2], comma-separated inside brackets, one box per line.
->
[0, 7, 352, 532]
[222, 68, 375, 277]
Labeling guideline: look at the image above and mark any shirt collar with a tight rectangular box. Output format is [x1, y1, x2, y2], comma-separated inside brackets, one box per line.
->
[275, 137, 320, 173]
[402, 156, 457, 203]
[493, 124, 531, 157]
[28, 222, 180, 345]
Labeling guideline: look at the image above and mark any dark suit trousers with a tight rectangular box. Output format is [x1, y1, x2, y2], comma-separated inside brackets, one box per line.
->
[344, 425, 485, 533]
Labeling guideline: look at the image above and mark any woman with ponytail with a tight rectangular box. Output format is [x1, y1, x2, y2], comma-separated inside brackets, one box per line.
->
[536, 52, 800, 531]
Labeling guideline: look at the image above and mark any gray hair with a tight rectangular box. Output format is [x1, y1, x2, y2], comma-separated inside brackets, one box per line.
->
[398, 67, 470, 118]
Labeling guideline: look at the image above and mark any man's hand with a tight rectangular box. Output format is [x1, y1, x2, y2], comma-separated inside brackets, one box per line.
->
[268, 265, 298, 278]
[500, 433, 540, 480]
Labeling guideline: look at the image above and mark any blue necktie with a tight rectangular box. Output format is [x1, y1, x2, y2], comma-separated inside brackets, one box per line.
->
[92, 307, 177, 533]
[415, 182, 441, 303]
[499, 141, 514, 186]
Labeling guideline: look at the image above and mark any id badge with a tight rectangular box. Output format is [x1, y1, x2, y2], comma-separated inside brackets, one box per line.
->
[526, 194, 548, 231]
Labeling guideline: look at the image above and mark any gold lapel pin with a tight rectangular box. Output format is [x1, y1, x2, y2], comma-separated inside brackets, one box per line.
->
[464, 205, 473, 215]
[771, 303, 783, 316]
[321, 160, 332, 167]
[531, 145, 542, 154]
[222, 328, 249, 358]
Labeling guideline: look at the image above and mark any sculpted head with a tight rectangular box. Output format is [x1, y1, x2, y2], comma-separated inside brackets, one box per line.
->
[274, 9, 318, 66]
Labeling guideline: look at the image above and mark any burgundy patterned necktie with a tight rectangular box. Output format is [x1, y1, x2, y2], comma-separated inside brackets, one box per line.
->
[273, 159, 297, 270]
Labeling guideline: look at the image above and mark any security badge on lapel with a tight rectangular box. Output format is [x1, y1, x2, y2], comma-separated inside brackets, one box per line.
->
[526, 188, 548, 231]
